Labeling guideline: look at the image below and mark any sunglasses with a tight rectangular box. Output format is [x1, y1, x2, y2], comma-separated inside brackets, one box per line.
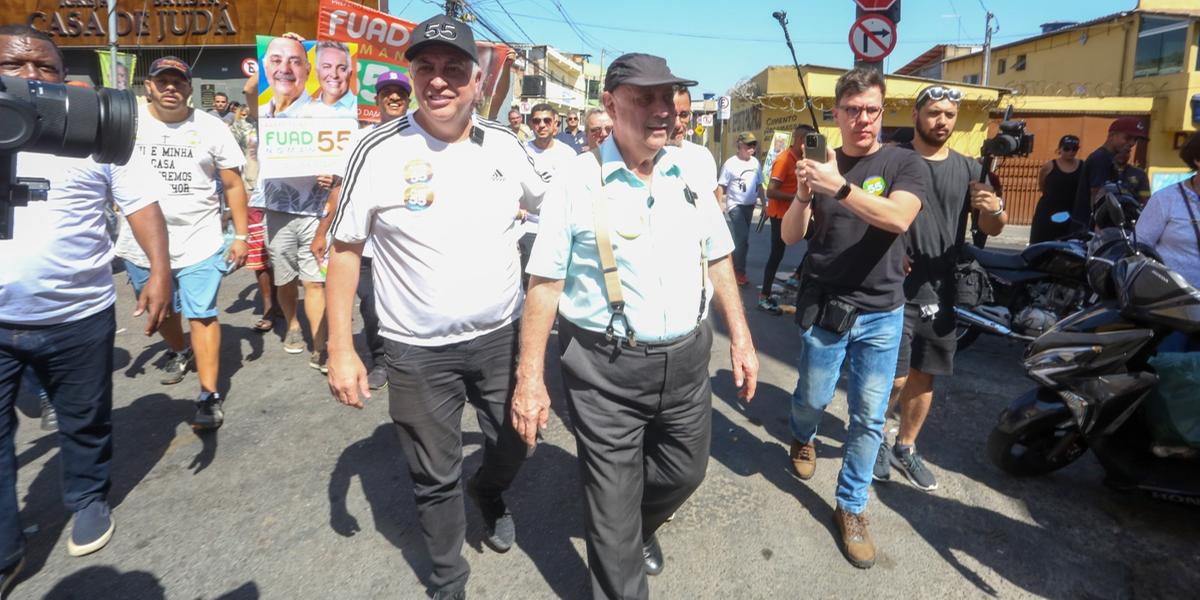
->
[916, 85, 963, 106]
[568, 116, 578, 121]
[1061, 144, 1079, 151]
[588, 126, 613, 135]
[530, 117, 554, 126]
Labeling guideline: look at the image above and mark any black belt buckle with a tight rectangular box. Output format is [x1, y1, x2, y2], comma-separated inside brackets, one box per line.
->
[605, 303, 637, 347]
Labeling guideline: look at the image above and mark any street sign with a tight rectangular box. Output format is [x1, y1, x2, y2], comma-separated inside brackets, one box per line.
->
[848, 13, 896, 62]
[717, 95, 731, 120]
[697, 114, 714, 127]
[519, 100, 531, 115]
[855, 0, 897, 10]
[240, 58, 257, 78]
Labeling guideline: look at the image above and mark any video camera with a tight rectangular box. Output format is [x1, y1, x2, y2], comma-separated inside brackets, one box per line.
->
[980, 105, 1033, 158]
[0, 75, 138, 239]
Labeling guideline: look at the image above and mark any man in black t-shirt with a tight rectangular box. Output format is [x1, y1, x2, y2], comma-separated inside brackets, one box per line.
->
[1072, 117, 1148, 230]
[780, 68, 926, 570]
[1115, 144, 1151, 205]
[877, 85, 1007, 493]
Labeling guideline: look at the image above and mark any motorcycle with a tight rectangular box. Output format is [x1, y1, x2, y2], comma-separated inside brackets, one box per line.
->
[955, 184, 1143, 350]
[987, 193, 1200, 506]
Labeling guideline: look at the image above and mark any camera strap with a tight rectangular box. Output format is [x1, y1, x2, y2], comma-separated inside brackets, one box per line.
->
[589, 149, 708, 347]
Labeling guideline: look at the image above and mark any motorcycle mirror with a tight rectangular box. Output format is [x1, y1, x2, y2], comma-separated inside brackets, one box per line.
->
[1050, 211, 1070, 224]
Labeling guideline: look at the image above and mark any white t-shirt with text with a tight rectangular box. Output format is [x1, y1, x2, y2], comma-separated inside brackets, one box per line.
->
[116, 108, 246, 268]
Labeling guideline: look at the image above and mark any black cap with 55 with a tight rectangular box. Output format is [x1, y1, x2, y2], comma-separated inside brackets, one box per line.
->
[603, 53, 696, 92]
[404, 15, 478, 64]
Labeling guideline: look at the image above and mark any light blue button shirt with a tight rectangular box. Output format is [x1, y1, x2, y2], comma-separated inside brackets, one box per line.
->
[527, 136, 735, 343]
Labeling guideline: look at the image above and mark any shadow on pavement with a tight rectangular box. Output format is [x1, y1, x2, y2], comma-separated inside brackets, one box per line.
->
[43, 566, 166, 599]
[329, 424, 590, 599]
[327, 423, 432, 590]
[16, 393, 194, 583]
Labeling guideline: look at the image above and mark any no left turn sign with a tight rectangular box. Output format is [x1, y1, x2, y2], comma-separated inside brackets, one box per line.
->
[849, 13, 896, 62]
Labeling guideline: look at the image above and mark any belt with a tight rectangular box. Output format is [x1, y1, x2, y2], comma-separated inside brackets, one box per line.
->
[560, 318, 699, 352]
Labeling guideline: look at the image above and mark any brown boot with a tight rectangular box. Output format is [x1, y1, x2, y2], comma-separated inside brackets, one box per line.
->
[833, 507, 876, 569]
[789, 440, 816, 480]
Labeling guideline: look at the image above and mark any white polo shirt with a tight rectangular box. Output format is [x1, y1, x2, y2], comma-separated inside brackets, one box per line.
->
[1, 152, 166, 325]
[330, 112, 547, 346]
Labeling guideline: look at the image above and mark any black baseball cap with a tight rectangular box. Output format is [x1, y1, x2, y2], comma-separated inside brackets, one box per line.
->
[148, 56, 192, 81]
[404, 15, 479, 64]
[603, 53, 697, 92]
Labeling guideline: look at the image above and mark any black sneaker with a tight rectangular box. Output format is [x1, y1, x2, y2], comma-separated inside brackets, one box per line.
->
[0, 555, 25, 599]
[466, 473, 514, 553]
[873, 440, 891, 482]
[890, 445, 938, 491]
[159, 348, 193, 385]
[67, 500, 113, 557]
[367, 365, 388, 390]
[756, 296, 782, 315]
[192, 392, 224, 431]
[38, 392, 57, 432]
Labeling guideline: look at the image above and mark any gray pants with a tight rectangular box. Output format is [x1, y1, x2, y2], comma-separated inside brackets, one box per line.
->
[558, 320, 714, 600]
[384, 321, 528, 596]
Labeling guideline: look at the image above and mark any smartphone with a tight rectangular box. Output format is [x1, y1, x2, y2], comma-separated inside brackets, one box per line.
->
[805, 132, 828, 163]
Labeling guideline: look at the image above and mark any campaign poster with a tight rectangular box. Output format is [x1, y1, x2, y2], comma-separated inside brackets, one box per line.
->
[255, 35, 359, 181]
[762, 130, 793, 186]
[317, 0, 512, 123]
[96, 51, 136, 90]
[255, 35, 360, 120]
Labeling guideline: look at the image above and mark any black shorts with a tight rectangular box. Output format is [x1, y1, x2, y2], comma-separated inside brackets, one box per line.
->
[895, 303, 957, 377]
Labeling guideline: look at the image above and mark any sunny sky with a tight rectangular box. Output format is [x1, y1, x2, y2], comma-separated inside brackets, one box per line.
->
[390, 0, 1141, 94]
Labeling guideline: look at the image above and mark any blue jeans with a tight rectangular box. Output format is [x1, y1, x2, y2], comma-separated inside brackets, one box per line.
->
[726, 204, 754, 275]
[790, 305, 903, 514]
[0, 306, 116, 570]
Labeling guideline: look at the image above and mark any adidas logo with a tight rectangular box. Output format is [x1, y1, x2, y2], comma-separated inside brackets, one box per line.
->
[492, 169, 505, 182]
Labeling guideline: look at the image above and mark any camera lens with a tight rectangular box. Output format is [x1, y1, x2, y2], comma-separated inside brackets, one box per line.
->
[0, 75, 137, 166]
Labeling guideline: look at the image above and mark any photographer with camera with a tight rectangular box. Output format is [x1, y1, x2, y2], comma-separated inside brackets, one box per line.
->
[875, 85, 1005, 493]
[0, 25, 171, 590]
[779, 67, 926, 570]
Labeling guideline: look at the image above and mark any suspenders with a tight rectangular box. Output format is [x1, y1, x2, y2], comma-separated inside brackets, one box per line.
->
[589, 150, 708, 347]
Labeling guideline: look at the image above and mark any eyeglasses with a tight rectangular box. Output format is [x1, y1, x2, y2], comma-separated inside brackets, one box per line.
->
[588, 126, 613, 135]
[530, 117, 554, 126]
[837, 105, 883, 122]
[568, 116, 578, 121]
[916, 86, 963, 107]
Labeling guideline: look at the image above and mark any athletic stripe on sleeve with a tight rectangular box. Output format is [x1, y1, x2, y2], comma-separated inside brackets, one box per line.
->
[474, 117, 552, 183]
[330, 117, 408, 236]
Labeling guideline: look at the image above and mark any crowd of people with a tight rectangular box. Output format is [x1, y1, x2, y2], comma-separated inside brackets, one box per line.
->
[2, 13, 1199, 600]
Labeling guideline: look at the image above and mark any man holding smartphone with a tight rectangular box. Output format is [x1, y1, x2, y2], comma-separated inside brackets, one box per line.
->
[779, 67, 927, 570]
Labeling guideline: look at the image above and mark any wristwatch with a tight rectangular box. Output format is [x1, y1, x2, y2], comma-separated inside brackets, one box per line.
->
[834, 182, 852, 201]
[989, 197, 1005, 217]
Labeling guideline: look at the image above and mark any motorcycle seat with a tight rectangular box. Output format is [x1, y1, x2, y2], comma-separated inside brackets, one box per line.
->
[964, 244, 1027, 271]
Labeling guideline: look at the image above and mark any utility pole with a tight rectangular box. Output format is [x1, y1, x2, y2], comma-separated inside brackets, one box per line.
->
[107, 0, 118, 87]
[981, 11, 994, 85]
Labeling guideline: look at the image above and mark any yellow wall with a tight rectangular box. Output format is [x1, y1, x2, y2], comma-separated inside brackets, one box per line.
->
[944, 12, 1199, 172]
[717, 66, 1001, 163]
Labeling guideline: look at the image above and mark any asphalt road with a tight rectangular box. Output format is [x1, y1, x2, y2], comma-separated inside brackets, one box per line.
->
[10, 219, 1199, 599]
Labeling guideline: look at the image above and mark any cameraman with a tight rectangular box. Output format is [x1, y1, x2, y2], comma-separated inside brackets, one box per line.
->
[0, 25, 170, 588]
[780, 67, 926, 570]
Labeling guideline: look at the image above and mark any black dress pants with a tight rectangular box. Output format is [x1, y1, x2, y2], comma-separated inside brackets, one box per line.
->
[384, 321, 528, 596]
[558, 319, 714, 600]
